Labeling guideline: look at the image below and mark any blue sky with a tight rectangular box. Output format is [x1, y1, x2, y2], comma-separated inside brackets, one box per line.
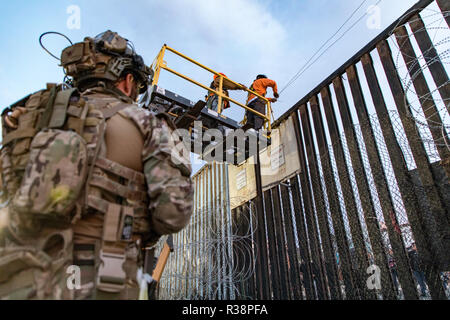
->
[1, 0, 442, 173]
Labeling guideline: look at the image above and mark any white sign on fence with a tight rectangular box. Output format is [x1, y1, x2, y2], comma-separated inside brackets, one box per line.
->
[236, 169, 247, 190]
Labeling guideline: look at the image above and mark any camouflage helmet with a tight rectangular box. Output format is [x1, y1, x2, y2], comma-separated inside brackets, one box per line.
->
[61, 30, 152, 94]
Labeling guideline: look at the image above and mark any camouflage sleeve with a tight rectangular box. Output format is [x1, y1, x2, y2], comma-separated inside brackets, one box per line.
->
[141, 114, 194, 236]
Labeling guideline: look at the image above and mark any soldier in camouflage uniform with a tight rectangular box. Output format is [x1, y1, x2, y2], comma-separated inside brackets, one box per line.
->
[0, 31, 194, 300]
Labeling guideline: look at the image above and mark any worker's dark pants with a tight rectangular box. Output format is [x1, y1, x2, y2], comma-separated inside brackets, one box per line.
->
[247, 99, 265, 130]
[207, 95, 219, 112]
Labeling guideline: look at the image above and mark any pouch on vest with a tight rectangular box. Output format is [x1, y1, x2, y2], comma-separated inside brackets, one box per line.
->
[11, 129, 88, 222]
[0, 229, 74, 300]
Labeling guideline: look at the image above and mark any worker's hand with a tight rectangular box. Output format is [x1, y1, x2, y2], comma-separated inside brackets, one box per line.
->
[274, 92, 280, 99]
[240, 83, 247, 90]
[269, 98, 277, 103]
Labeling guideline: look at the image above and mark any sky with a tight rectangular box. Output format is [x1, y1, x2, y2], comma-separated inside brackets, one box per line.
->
[0, 0, 442, 174]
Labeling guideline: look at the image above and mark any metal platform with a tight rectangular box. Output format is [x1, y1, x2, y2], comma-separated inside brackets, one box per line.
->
[139, 85, 270, 165]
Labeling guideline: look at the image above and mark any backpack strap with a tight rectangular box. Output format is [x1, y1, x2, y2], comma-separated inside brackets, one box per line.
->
[36, 86, 58, 130]
[1, 86, 74, 146]
[100, 103, 132, 120]
[48, 88, 78, 128]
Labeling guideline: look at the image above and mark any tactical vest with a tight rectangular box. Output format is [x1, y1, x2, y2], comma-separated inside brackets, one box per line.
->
[0, 84, 149, 299]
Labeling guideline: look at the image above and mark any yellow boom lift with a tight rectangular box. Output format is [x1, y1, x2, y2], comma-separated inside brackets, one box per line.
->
[139, 44, 273, 164]
[141, 45, 273, 299]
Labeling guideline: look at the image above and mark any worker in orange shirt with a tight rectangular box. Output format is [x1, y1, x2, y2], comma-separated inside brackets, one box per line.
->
[206, 73, 247, 112]
[244, 74, 279, 130]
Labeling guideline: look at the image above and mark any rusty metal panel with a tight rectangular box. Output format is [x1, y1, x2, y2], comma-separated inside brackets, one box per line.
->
[344, 65, 398, 300]
[280, 183, 305, 299]
[270, 186, 292, 299]
[309, 93, 357, 300]
[289, 173, 316, 300]
[377, 39, 450, 298]
[253, 155, 272, 299]
[299, 103, 336, 300]
[260, 189, 280, 299]
[437, 0, 450, 28]
[292, 110, 328, 300]
[328, 78, 377, 300]
[159, 0, 449, 301]
[360, 52, 420, 299]
[409, 14, 450, 115]
[394, 25, 450, 172]
[377, 39, 449, 265]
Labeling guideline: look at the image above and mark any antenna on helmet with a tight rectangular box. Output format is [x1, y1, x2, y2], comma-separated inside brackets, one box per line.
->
[39, 32, 75, 89]
[39, 31, 73, 61]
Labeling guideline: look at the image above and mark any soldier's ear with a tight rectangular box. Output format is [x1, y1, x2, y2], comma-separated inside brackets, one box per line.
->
[123, 73, 136, 96]
[125, 73, 135, 86]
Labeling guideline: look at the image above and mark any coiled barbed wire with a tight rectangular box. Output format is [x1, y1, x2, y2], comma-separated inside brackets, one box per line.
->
[157, 197, 258, 300]
[390, 9, 450, 152]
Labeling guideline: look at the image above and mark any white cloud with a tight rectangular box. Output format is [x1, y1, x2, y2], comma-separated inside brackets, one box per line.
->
[154, 0, 287, 52]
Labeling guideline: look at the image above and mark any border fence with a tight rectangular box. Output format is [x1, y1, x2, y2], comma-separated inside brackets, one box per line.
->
[158, 0, 450, 300]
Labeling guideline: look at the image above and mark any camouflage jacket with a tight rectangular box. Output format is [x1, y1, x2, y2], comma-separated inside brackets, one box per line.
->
[76, 86, 194, 240]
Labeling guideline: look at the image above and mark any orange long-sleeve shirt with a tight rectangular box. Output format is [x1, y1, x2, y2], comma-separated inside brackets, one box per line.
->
[247, 78, 278, 104]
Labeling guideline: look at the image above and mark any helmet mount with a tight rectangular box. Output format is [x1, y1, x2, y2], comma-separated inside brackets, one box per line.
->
[59, 30, 152, 94]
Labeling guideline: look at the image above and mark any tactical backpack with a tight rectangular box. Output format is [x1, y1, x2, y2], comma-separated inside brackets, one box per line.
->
[0, 84, 85, 299]
[0, 83, 142, 299]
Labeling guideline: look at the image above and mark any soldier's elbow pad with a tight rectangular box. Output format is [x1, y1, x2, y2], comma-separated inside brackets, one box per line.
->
[151, 201, 193, 235]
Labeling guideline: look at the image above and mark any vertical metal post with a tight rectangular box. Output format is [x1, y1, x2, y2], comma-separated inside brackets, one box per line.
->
[217, 76, 224, 114]
[253, 141, 272, 299]
[247, 201, 256, 299]
[262, 189, 282, 299]
[344, 65, 397, 299]
[271, 186, 293, 299]
[292, 110, 327, 300]
[193, 175, 199, 298]
[214, 163, 222, 299]
[361, 52, 420, 299]
[377, 39, 449, 260]
[207, 165, 213, 299]
[408, 14, 450, 114]
[232, 206, 243, 299]
[436, 0, 450, 28]
[218, 163, 225, 299]
[394, 25, 450, 184]
[280, 183, 305, 299]
[152, 45, 166, 86]
[377, 39, 449, 298]
[309, 94, 357, 300]
[224, 164, 235, 299]
[201, 169, 206, 298]
[299, 103, 336, 299]
[329, 78, 379, 300]
[289, 175, 315, 300]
